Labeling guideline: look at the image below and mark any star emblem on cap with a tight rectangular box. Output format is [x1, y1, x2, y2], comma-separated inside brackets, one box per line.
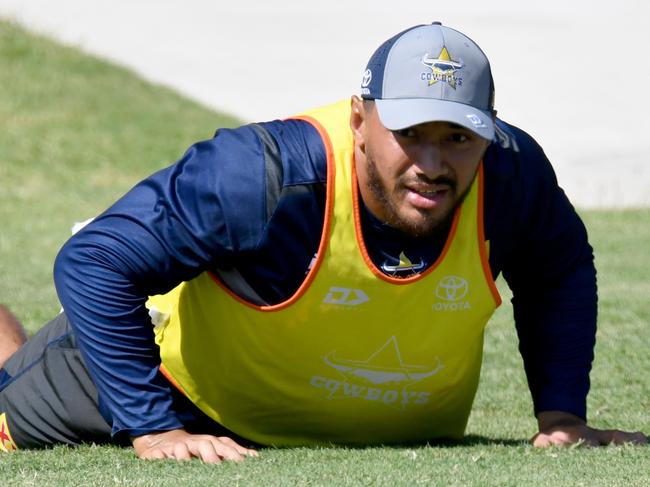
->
[421, 46, 464, 89]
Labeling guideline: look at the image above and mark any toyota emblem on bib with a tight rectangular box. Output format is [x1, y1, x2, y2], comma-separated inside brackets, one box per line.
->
[435, 276, 469, 301]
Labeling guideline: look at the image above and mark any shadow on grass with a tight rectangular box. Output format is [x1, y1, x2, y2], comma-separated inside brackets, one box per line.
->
[259, 435, 527, 454]
[434, 434, 527, 447]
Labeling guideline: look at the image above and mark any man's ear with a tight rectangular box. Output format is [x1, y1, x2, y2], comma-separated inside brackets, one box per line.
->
[350, 95, 366, 150]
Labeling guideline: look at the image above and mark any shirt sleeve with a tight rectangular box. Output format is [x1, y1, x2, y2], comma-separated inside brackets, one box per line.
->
[53, 124, 273, 437]
[487, 122, 598, 421]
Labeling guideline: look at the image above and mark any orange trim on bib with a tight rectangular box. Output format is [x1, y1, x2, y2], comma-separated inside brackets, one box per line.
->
[350, 156, 461, 285]
[476, 164, 502, 307]
[159, 364, 190, 398]
[207, 115, 336, 312]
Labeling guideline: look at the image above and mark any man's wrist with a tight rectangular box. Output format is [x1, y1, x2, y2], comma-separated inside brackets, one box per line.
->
[537, 410, 586, 431]
[130, 428, 186, 448]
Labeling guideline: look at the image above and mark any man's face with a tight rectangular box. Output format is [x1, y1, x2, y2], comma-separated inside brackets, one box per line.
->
[351, 97, 491, 237]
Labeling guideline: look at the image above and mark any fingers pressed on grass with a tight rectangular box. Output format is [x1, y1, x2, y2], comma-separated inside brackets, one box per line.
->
[217, 436, 257, 458]
[211, 438, 245, 462]
[194, 440, 223, 464]
[144, 449, 166, 460]
[172, 442, 192, 460]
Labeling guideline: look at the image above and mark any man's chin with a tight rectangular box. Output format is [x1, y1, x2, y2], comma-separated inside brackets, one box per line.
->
[391, 208, 454, 238]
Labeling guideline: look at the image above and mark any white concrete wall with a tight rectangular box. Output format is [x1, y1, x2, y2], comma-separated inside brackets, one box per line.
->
[2, 0, 649, 207]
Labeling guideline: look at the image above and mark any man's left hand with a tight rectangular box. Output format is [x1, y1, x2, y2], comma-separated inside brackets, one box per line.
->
[532, 411, 647, 447]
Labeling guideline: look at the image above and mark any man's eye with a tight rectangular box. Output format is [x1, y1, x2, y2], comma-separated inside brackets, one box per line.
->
[449, 133, 470, 143]
[393, 128, 417, 138]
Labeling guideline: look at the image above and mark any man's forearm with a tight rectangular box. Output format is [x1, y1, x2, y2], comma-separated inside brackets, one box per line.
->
[512, 257, 597, 420]
[53, 233, 184, 437]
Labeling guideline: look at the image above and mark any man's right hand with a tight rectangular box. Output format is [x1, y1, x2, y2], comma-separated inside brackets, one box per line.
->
[131, 429, 259, 463]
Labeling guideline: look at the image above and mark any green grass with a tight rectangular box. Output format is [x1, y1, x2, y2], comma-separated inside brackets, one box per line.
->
[0, 20, 240, 330]
[2, 443, 648, 486]
[0, 20, 648, 486]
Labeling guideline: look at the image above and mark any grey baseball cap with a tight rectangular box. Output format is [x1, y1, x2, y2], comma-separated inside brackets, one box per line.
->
[361, 22, 495, 140]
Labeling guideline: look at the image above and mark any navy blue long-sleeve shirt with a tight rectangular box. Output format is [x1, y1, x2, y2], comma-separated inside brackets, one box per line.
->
[53, 116, 597, 438]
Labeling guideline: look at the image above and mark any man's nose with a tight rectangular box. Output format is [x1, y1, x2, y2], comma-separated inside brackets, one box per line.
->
[413, 144, 448, 179]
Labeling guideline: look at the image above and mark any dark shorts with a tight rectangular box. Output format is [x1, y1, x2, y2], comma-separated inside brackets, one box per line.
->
[0, 313, 112, 449]
[0, 313, 254, 451]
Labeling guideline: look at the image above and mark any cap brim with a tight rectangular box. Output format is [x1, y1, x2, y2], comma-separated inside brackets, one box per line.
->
[375, 98, 495, 140]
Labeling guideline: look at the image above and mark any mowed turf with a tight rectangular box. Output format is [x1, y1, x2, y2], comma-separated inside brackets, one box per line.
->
[0, 20, 240, 331]
[0, 20, 648, 486]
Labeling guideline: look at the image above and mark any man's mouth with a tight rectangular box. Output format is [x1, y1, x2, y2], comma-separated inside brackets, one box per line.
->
[405, 186, 449, 209]
[414, 188, 443, 196]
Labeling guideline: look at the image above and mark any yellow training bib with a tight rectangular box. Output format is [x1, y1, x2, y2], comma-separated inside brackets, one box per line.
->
[148, 99, 501, 446]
